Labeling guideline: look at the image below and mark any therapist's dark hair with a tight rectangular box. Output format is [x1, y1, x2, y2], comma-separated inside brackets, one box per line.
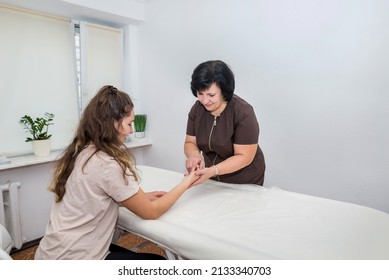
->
[190, 60, 235, 102]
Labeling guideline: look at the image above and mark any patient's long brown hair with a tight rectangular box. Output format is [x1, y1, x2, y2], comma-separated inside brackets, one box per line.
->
[50, 85, 139, 202]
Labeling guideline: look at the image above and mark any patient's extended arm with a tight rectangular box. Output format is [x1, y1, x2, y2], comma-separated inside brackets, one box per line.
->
[120, 170, 199, 220]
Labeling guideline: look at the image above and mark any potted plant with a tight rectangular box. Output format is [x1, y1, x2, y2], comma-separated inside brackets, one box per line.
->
[134, 114, 147, 138]
[19, 112, 55, 156]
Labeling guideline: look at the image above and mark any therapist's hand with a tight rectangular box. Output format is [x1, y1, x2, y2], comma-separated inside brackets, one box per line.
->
[185, 156, 205, 173]
[145, 191, 166, 201]
[190, 167, 215, 186]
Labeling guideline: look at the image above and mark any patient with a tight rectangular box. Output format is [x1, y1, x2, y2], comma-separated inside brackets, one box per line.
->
[34, 85, 199, 260]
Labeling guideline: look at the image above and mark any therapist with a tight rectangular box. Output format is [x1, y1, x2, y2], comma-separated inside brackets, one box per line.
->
[184, 60, 266, 186]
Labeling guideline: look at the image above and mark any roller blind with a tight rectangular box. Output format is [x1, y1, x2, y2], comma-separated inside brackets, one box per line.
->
[0, 4, 79, 156]
[80, 22, 123, 110]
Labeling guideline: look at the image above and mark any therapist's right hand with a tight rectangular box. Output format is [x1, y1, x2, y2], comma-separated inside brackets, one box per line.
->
[186, 156, 205, 173]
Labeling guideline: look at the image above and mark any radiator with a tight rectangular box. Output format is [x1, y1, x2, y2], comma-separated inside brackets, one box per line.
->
[0, 181, 23, 249]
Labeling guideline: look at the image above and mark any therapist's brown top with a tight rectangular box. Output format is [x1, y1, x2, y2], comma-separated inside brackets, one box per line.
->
[186, 95, 266, 185]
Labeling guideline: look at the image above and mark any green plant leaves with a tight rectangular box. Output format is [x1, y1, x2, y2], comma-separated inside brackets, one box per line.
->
[19, 112, 55, 142]
[134, 114, 147, 132]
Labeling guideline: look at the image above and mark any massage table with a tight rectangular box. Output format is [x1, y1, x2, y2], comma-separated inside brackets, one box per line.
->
[116, 165, 389, 260]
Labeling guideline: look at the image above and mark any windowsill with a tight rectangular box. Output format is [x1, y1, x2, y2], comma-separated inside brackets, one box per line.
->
[0, 137, 152, 171]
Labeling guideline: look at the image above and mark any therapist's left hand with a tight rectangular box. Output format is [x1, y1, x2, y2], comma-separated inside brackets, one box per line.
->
[145, 191, 166, 201]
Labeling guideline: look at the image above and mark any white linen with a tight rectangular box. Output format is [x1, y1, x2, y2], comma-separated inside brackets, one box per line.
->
[117, 165, 389, 260]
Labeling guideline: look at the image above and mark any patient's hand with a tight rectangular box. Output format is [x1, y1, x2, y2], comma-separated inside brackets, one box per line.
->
[190, 167, 214, 187]
[145, 191, 166, 201]
[183, 167, 201, 188]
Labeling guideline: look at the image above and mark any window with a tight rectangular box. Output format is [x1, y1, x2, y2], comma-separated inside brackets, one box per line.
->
[0, 4, 79, 155]
[0, 5, 123, 156]
[77, 21, 123, 112]
[74, 23, 82, 117]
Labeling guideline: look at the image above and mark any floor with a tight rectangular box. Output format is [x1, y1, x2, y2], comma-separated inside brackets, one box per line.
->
[10, 232, 166, 260]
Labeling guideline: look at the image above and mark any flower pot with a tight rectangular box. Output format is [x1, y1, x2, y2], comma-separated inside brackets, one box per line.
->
[135, 131, 145, 138]
[134, 115, 147, 138]
[32, 139, 51, 156]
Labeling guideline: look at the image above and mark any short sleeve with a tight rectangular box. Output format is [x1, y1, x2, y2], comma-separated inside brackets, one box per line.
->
[100, 160, 140, 203]
[233, 104, 259, 144]
[186, 103, 197, 136]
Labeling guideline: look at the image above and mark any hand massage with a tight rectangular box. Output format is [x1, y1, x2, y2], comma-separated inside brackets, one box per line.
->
[29, 61, 389, 260]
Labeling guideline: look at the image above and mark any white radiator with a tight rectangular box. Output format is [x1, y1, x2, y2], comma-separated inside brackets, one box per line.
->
[0, 181, 23, 249]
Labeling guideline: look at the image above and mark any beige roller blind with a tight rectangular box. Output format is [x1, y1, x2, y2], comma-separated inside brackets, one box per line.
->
[80, 22, 123, 110]
[0, 4, 78, 156]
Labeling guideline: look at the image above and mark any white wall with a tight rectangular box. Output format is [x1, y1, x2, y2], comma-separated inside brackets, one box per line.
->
[136, 0, 389, 213]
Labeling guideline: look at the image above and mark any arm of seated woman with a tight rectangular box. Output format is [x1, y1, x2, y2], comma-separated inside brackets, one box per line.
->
[120, 170, 199, 220]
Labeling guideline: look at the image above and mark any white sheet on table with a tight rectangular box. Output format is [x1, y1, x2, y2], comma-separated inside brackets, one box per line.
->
[118, 165, 389, 260]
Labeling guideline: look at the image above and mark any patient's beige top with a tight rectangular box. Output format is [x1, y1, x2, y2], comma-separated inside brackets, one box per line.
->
[34, 145, 139, 260]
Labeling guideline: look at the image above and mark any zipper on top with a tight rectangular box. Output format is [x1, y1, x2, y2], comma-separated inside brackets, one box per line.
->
[208, 116, 220, 181]
[208, 116, 217, 151]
